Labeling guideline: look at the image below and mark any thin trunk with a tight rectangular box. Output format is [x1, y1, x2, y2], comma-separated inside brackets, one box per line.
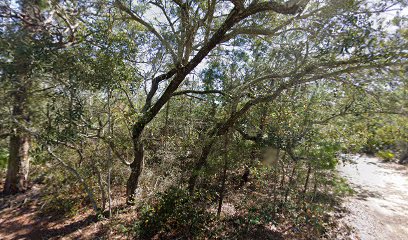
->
[271, 142, 280, 217]
[94, 164, 106, 211]
[283, 162, 297, 204]
[297, 162, 312, 207]
[107, 155, 112, 216]
[164, 101, 170, 137]
[188, 138, 216, 193]
[279, 160, 286, 190]
[217, 132, 229, 217]
[276, 156, 286, 214]
[271, 167, 279, 219]
[107, 90, 112, 217]
[312, 170, 318, 202]
[47, 146, 99, 212]
[302, 163, 312, 197]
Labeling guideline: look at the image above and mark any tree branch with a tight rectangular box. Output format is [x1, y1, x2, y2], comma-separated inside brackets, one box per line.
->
[235, 127, 263, 142]
[243, 0, 309, 17]
[47, 146, 99, 213]
[173, 89, 230, 97]
[133, 0, 311, 138]
[115, 0, 178, 63]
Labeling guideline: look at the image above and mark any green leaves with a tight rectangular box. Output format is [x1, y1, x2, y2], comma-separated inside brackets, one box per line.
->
[0, 148, 8, 169]
[135, 187, 214, 239]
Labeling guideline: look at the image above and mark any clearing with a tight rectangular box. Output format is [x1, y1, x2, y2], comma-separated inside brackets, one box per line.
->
[338, 155, 408, 240]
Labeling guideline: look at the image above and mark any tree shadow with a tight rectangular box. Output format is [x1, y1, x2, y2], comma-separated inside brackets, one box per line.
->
[22, 214, 100, 239]
[0, 187, 106, 239]
[243, 225, 285, 240]
[352, 185, 382, 201]
[220, 216, 284, 240]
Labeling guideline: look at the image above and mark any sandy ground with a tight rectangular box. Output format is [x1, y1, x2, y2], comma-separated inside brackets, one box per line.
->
[338, 155, 408, 240]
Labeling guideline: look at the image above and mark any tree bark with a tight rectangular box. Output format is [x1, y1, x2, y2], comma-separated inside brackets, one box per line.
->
[126, 125, 145, 204]
[217, 131, 229, 217]
[399, 142, 408, 164]
[4, 129, 30, 194]
[283, 162, 297, 204]
[3, 0, 38, 194]
[4, 76, 31, 194]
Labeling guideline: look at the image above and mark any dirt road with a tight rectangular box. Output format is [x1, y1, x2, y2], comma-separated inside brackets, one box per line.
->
[338, 155, 408, 240]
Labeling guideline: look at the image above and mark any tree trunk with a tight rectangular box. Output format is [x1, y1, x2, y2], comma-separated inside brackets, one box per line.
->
[217, 131, 229, 217]
[298, 163, 312, 205]
[283, 162, 297, 205]
[126, 125, 144, 204]
[4, 133, 30, 194]
[399, 142, 408, 164]
[107, 90, 113, 217]
[188, 138, 216, 193]
[303, 163, 312, 196]
[3, 0, 38, 194]
[4, 80, 31, 194]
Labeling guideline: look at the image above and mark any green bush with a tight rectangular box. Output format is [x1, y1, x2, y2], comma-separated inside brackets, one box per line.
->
[41, 195, 81, 218]
[40, 174, 85, 218]
[363, 117, 408, 156]
[135, 187, 214, 239]
[376, 150, 395, 162]
[0, 148, 8, 169]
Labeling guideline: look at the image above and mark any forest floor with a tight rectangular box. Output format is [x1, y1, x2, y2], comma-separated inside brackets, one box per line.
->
[338, 155, 408, 240]
[1, 155, 407, 240]
[0, 183, 114, 240]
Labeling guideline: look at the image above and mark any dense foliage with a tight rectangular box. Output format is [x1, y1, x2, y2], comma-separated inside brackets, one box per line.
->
[0, 0, 407, 238]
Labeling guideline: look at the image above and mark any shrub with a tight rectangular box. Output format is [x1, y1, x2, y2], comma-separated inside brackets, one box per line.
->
[41, 195, 81, 218]
[0, 148, 8, 169]
[135, 187, 214, 239]
[40, 173, 87, 218]
[376, 150, 395, 162]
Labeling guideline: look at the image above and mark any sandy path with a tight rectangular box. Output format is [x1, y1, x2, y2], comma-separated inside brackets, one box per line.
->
[338, 155, 408, 240]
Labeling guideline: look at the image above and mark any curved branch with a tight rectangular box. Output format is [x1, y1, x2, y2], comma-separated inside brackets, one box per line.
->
[142, 68, 179, 112]
[148, 1, 178, 38]
[222, 5, 322, 43]
[103, 137, 132, 166]
[47, 146, 99, 213]
[133, 0, 312, 140]
[243, 0, 309, 17]
[235, 127, 263, 142]
[173, 89, 231, 97]
[115, 0, 177, 63]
